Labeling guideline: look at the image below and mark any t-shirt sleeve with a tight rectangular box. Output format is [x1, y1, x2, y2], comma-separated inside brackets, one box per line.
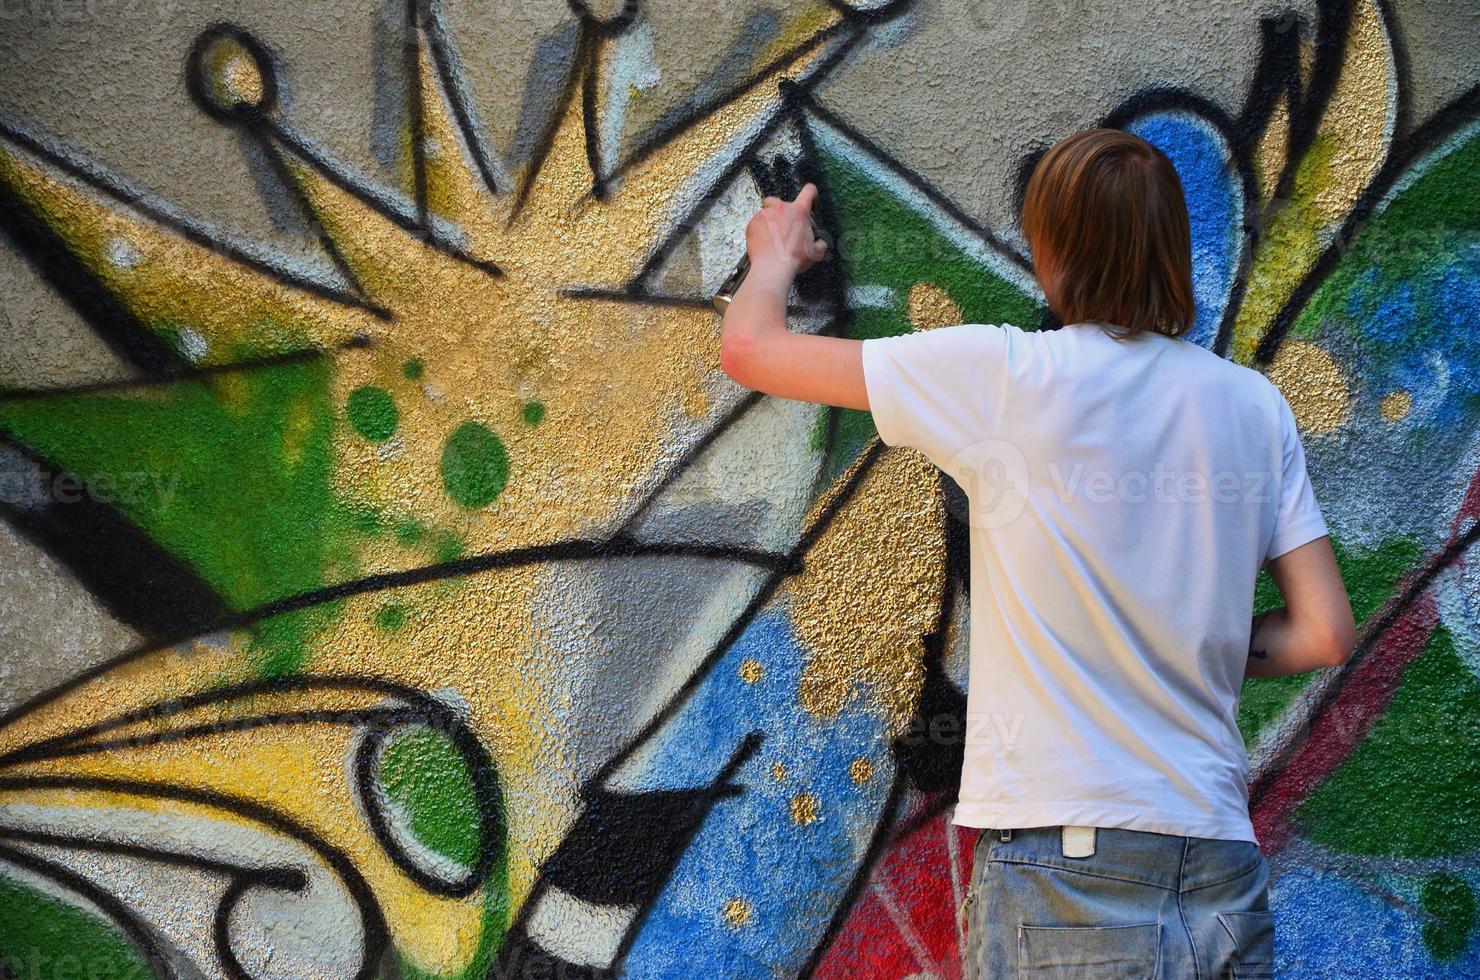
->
[1266, 390, 1330, 562]
[860, 324, 1007, 472]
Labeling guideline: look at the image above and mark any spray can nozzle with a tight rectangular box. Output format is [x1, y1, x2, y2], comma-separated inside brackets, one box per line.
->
[711, 217, 832, 314]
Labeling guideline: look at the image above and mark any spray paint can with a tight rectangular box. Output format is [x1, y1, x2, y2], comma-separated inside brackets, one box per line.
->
[711, 217, 832, 314]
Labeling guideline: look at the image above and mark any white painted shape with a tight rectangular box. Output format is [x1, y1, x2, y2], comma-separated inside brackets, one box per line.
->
[522, 886, 636, 968]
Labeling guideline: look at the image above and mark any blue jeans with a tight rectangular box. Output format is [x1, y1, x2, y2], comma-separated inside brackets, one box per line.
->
[961, 825, 1275, 978]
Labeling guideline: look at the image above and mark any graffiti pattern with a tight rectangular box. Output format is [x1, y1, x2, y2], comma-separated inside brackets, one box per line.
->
[0, 0, 1478, 976]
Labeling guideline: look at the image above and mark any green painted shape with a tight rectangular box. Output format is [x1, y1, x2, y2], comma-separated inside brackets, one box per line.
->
[380, 727, 483, 867]
[377, 603, 407, 632]
[1237, 536, 1419, 743]
[521, 400, 545, 427]
[404, 358, 425, 380]
[378, 727, 511, 980]
[440, 422, 508, 508]
[809, 142, 1044, 473]
[0, 873, 153, 979]
[347, 385, 398, 442]
[1296, 624, 1480, 858]
[1421, 873, 1476, 961]
[1293, 122, 1480, 343]
[0, 358, 346, 673]
[434, 534, 466, 563]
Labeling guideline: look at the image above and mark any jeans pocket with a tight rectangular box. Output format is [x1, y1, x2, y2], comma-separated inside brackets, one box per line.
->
[1216, 910, 1275, 978]
[1017, 922, 1162, 978]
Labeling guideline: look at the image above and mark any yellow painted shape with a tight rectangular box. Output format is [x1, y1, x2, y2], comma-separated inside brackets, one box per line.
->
[1230, 0, 1395, 363]
[2, 736, 485, 973]
[791, 447, 947, 732]
[1380, 389, 1412, 422]
[790, 790, 820, 826]
[0, 140, 376, 361]
[722, 896, 755, 928]
[409, 30, 511, 252]
[1265, 338, 1352, 436]
[907, 282, 962, 332]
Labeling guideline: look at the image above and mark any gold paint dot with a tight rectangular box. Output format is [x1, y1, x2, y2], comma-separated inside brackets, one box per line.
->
[1380, 389, 1412, 422]
[222, 54, 264, 105]
[907, 282, 962, 332]
[771, 761, 787, 781]
[199, 35, 267, 111]
[738, 658, 764, 684]
[849, 758, 875, 784]
[790, 791, 821, 826]
[1265, 339, 1351, 436]
[722, 897, 754, 928]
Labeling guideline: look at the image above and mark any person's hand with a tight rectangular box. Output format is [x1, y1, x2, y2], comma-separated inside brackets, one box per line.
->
[744, 182, 829, 282]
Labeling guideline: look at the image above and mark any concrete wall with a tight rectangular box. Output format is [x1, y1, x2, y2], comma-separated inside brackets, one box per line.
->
[0, 0, 1477, 976]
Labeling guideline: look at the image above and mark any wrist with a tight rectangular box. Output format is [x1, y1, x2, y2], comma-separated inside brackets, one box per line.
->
[745, 258, 797, 293]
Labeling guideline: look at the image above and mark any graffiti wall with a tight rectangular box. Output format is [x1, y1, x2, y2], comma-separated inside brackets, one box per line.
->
[0, 0, 1477, 976]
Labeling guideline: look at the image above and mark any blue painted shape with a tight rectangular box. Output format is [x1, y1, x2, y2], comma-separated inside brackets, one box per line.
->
[1271, 863, 1480, 976]
[619, 611, 896, 978]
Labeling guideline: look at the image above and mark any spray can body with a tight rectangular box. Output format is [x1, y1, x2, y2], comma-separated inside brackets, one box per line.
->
[711, 218, 832, 314]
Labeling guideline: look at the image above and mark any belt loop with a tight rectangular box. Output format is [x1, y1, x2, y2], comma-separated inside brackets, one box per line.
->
[998, 828, 1012, 842]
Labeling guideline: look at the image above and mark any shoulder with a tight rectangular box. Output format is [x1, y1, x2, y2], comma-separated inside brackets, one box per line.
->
[862, 322, 1016, 359]
[1172, 341, 1290, 429]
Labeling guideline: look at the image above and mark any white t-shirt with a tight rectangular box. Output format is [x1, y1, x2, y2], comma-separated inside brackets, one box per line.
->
[861, 320, 1329, 843]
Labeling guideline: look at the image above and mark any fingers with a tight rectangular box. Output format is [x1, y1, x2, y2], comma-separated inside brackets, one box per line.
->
[807, 236, 829, 261]
[794, 182, 817, 212]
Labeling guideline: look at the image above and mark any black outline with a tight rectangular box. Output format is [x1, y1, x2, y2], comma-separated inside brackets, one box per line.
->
[0, 333, 370, 400]
[185, 24, 280, 124]
[0, 121, 384, 324]
[0, 432, 228, 640]
[0, 774, 391, 980]
[0, 840, 179, 980]
[0, 674, 507, 901]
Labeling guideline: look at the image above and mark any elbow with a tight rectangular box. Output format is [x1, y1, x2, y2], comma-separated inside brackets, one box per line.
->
[1316, 617, 1358, 669]
[720, 329, 757, 391]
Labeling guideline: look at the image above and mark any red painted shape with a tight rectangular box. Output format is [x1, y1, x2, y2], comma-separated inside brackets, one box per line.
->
[1251, 592, 1437, 853]
[1249, 462, 1480, 853]
[813, 805, 981, 979]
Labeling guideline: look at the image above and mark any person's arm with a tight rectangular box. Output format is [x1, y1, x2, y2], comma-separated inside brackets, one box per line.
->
[720, 183, 869, 410]
[1245, 536, 1356, 678]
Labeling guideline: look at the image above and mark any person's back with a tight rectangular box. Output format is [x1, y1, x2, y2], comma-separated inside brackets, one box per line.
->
[865, 316, 1327, 844]
[718, 127, 1355, 978]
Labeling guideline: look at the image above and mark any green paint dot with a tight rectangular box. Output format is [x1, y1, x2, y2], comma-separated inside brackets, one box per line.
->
[346, 503, 382, 535]
[434, 534, 465, 563]
[376, 604, 407, 632]
[441, 421, 508, 508]
[1421, 873, 1476, 961]
[347, 385, 398, 442]
[521, 400, 545, 426]
[403, 358, 424, 380]
[393, 519, 425, 545]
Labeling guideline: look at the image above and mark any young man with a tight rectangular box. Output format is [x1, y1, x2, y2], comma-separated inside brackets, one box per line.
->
[719, 129, 1355, 977]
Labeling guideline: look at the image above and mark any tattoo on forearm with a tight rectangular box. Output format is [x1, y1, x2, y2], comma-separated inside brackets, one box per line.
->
[1249, 611, 1271, 660]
